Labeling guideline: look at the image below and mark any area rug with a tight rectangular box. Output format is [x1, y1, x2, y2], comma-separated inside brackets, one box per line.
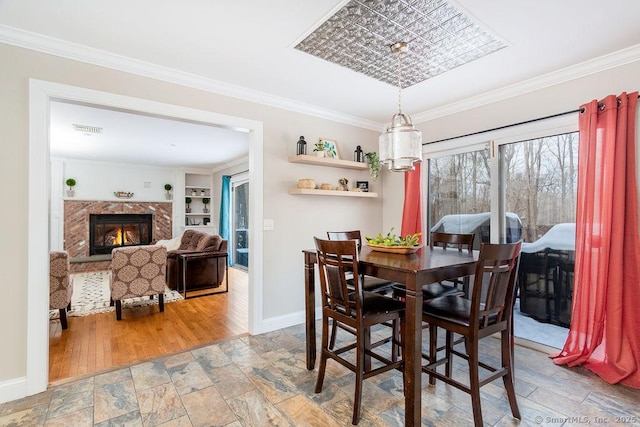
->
[50, 271, 183, 319]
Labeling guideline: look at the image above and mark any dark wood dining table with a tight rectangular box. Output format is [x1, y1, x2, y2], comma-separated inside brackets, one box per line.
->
[303, 245, 478, 427]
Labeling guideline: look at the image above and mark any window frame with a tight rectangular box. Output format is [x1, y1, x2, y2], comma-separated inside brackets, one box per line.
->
[423, 113, 579, 243]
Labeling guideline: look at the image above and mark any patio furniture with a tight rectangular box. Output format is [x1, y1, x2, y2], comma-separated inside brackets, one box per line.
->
[517, 223, 575, 327]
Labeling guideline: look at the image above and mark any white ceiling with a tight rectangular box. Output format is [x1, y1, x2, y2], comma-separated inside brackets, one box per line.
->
[2, 0, 640, 166]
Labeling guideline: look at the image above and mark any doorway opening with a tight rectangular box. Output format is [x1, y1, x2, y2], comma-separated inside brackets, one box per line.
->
[28, 79, 264, 394]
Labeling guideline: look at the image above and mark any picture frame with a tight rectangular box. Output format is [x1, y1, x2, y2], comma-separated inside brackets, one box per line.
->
[320, 138, 339, 159]
[356, 181, 369, 192]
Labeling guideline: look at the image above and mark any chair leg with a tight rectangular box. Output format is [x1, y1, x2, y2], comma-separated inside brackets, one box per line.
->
[159, 293, 165, 312]
[329, 319, 338, 349]
[315, 316, 330, 394]
[502, 328, 521, 420]
[59, 308, 68, 330]
[391, 319, 398, 362]
[353, 328, 365, 425]
[428, 324, 437, 385]
[67, 302, 71, 311]
[115, 300, 122, 320]
[467, 335, 483, 427]
[445, 331, 453, 378]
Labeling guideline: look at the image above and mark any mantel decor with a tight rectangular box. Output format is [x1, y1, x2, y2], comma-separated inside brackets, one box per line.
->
[114, 191, 134, 199]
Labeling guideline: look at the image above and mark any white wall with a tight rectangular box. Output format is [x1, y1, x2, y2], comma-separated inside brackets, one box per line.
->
[0, 41, 382, 401]
[55, 158, 180, 201]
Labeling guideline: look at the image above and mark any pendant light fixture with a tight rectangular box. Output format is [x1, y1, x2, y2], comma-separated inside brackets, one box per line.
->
[379, 42, 423, 172]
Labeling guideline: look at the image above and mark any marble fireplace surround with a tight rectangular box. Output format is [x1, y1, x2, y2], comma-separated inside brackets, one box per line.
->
[64, 200, 172, 271]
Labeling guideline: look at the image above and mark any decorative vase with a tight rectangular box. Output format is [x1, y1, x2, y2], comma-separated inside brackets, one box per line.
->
[186, 207, 191, 213]
[66, 190, 74, 197]
[165, 192, 172, 200]
[203, 207, 209, 213]
[200, 189, 206, 196]
[191, 190, 197, 196]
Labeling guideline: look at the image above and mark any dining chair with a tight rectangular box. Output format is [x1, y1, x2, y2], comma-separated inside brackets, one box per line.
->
[314, 237, 404, 425]
[326, 230, 398, 350]
[422, 241, 522, 427]
[392, 231, 474, 301]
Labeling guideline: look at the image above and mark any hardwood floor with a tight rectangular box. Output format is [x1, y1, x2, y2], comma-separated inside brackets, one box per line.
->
[48, 267, 248, 385]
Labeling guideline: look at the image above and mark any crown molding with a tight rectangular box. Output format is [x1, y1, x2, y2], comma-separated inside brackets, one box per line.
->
[412, 43, 640, 123]
[0, 25, 382, 132]
[2, 25, 638, 129]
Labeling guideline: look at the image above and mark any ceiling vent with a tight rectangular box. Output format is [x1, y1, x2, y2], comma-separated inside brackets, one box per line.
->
[72, 124, 103, 135]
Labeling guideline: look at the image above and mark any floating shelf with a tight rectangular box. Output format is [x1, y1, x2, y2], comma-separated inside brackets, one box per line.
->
[288, 188, 377, 198]
[288, 154, 368, 170]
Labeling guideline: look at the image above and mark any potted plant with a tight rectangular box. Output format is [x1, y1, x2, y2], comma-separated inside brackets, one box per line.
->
[202, 197, 210, 213]
[65, 178, 76, 197]
[185, 197, 192, 213]
[164, 183, 173, 200]
[313, 141, 327, 157]
[364, 152, 381, 181]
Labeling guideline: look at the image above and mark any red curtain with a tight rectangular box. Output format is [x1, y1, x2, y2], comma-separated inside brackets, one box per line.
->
[401, 163, 422, 242]
[552, 92, 640, 388]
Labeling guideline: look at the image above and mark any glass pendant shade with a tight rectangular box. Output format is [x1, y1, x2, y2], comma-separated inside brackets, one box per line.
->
[379, 112, 422, 172]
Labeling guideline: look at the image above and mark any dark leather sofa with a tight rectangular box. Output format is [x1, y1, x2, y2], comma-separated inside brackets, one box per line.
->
[166, 230, 228, 293]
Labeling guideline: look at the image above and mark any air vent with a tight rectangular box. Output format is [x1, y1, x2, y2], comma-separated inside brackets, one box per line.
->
[72, 124, 103, 135]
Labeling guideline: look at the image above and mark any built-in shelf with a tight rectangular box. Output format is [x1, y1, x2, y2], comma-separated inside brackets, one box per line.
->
[288, 188, 378, 198]
[186, 212, 210, 216]
[288, 154, 368, 170]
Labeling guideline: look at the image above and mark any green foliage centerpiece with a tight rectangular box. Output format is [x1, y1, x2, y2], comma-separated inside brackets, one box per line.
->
[365, 228, 422, 253]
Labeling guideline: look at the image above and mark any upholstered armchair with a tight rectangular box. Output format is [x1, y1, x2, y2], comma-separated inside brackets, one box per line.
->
[166, 230, 228, 294]
[50, 251, 73, 330]
[110, 244, 167, 320]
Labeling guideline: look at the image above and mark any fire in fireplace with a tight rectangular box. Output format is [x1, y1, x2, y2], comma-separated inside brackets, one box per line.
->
[89, 213, 153, 255]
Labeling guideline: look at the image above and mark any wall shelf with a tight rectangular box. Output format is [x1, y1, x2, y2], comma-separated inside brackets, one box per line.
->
[288, 188, 377, 198]
[288, 154, 367, 170]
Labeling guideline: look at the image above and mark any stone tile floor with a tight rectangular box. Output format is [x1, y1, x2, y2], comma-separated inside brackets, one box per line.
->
[2, 322, 640, 426]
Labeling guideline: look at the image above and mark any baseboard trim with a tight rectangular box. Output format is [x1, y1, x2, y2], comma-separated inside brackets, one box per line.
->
[260, 305, 322, 334]
[0, 376, 27, 405]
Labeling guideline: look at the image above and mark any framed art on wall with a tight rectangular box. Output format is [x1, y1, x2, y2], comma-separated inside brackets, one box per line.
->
[320, 138, 339, 159]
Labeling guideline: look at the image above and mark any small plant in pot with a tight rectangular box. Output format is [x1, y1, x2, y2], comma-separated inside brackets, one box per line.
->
[164, 183, 173, 200]
[364, 152, 381, 181]
[313, 141, 327, 157]
[185, 197, 192, 213]
[65, 178, 76, 197]
[202, 197, 210, 213]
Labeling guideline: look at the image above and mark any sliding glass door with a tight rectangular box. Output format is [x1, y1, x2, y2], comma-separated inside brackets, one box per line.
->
[424, 115, 579, 348]
[230, 173, 249, 270]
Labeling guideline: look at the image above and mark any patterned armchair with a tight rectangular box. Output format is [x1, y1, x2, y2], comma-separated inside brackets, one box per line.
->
[50, 251, 73, 330]
[110, 245, 167, 320]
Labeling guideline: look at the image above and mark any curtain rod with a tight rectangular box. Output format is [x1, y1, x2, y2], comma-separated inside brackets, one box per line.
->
[226, 169, 249, 177]
[424, 93, 640, 146]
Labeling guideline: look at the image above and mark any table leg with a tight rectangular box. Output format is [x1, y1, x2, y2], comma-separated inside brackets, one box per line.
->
[304, 252, 316, 370]
[404, 276, 422, 427]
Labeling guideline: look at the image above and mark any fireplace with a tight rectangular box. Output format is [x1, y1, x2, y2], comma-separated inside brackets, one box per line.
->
[89, 213, 153, 255]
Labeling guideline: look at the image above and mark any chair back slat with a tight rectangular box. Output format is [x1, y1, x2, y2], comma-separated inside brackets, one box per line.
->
[430, 232, 474, 253]
[315, 237, 361, 318]
[327, 230, 362, 249]
[470, 241, 521, 329]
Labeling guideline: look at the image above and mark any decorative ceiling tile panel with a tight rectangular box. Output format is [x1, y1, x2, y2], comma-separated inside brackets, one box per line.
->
[295, 0, 506, 87]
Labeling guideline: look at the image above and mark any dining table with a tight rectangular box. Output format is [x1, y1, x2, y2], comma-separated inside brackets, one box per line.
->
[303, 244, 478, 427]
